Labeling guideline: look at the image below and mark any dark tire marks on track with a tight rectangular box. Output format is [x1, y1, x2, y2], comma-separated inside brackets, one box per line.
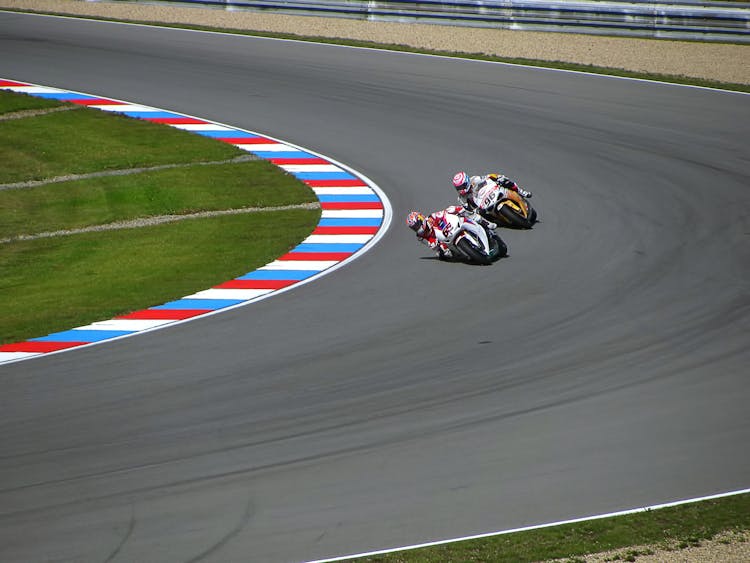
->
[0, 12, 748, 563]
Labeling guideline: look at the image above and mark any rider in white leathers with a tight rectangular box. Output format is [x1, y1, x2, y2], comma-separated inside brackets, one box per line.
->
[452, 171, 532, 215]
[406, 205, 497, 260]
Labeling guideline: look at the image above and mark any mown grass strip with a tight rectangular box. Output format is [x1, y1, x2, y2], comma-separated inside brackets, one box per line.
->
[0, 106, 243, 183]
[0, 104, 78, 121]
[0, 210, 319, 344]
[1, 202, 319, 244]
[346, 492, 750, 562]
[0, 89, 321, 344]
[0, 160, 316, 239]
[0, 154, 256, 190]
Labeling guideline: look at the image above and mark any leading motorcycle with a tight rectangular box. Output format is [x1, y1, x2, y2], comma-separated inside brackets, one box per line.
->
[433, 208, 507, 265]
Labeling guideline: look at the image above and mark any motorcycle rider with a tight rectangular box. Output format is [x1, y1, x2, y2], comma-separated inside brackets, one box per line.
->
[406, 206, 497, 260]
[452, 171, 532, 214]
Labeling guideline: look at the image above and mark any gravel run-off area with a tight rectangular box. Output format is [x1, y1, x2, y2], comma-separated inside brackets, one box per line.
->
[1, 0, 749, 85]
[2, 1, 749, 561]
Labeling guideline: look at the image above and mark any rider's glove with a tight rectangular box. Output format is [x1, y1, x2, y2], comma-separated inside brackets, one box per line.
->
[518, 187, 532, 198]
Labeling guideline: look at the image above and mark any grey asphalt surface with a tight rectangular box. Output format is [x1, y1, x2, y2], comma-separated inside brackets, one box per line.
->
[1, 11, 749, 563]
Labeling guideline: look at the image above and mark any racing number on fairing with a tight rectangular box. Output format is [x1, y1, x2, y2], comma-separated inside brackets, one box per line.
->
[437, 216, 452, 237]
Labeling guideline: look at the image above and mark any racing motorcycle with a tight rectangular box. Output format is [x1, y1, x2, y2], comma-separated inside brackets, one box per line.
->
[472, 180, 537, 229]
[433, 208, 507, 265]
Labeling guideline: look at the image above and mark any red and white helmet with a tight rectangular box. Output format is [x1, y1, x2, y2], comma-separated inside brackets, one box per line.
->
[406, 211, 430, 238]
[452, 171, 471, 196]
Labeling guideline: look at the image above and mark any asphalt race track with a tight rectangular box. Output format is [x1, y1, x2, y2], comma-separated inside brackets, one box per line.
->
[1, 11, 748, 563]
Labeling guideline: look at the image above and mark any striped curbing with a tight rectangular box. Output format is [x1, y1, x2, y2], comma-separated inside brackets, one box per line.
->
[0, 79, 392, 366]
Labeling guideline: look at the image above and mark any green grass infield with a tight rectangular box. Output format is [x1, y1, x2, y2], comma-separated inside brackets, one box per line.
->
[0, 88, 64, 114]
[0, 160, 316, 239]
[0, 91, 320, 344]
[1, 211, 319, 344]
[0, 104, 242, 183]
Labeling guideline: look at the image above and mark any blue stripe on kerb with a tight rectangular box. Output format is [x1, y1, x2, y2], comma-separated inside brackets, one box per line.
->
[293, 171, 357, 180]
[318, 194, 381, 203]
[194, 130, 257, 138]
[318, 218, 383, 227]
[34, 92, 99, 100]
[293, 243, 364, 253]
[152, 299, 244, 310]
[122, 111, 187, 119]
[249, 151, 314, 159]
[238, 270, 319, 280]
[31, 330, 134, 342]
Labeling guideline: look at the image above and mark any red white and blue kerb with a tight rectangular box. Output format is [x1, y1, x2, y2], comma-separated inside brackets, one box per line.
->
[0, 79, 392, 365]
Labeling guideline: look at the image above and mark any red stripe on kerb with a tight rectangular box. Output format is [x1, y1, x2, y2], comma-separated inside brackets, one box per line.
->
[0, 341, 86, 353]
[303, 179, 367, 187]
[313, 226, 379, 235]
[321, 202, 383, 210]
[269, 158, 330, 165]
[143, 117, 208, 124]
[232, 137, 275, 144]
[69, 98, 127, 106]
[279, 252, 352, 261]
[218, 137, 265, 144]
[216, 279, 297, 290]
[0, 80, 29, 87]
[117, 309, 211, 320]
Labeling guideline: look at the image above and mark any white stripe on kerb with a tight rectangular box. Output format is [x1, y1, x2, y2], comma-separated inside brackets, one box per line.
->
[322, 210, 384, 218]
[91, 104, 158, 113]
[304, 234, 373, 244]
[0, 352, 40, 362]
[184, 288, 273, 300]
[261, 260, 338, 270]
[236, 143, 297, 152]
[74, 319, 178, 331]
[6, 86, 67, 94]
[169, 123, 234, 131]
[312, 187, 375, 195]
[280, 164, 343, 173]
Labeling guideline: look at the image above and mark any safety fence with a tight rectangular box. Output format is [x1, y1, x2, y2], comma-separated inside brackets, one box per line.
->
[122, 0, 750, 42]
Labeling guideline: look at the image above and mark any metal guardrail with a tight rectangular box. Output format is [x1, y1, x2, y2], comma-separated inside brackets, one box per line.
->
[122, 0, 750, 41]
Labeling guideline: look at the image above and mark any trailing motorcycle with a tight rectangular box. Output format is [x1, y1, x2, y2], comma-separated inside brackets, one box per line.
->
[433, 208, 507, 265]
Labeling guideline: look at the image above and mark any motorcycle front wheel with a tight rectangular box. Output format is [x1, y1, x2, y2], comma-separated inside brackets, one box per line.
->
[489, 234, 507, 260]
[457, 237, 493, 265]
[497, 204, 532, 229]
